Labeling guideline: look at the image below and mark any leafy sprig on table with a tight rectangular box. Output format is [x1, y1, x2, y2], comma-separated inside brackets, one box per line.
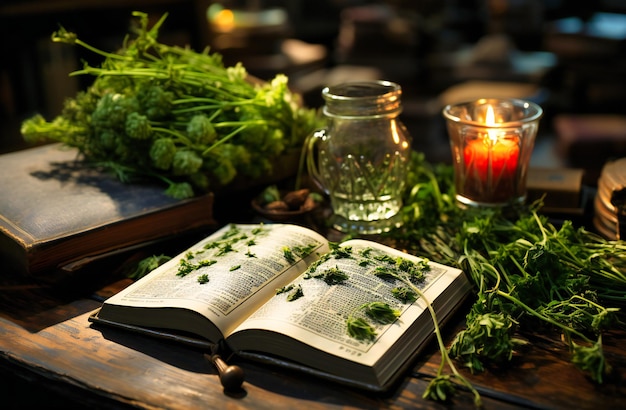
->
[385, 151, 626, 403]
[126, 254, 172, 280]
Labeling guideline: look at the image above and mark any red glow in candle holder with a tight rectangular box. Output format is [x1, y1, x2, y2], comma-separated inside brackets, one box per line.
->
[443, 98, 543, 207]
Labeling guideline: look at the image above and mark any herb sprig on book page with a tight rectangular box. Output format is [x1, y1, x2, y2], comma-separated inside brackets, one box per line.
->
[172, 224, 272, 283]
[276, 241, 482, 406]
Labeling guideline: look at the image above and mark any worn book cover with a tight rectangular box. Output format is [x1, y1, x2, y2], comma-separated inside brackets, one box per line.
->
[0, 143, 217, 277]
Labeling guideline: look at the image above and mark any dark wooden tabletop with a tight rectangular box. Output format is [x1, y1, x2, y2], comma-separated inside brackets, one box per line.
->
[1, 191, 624, 409]
[1, 261, 625, 410]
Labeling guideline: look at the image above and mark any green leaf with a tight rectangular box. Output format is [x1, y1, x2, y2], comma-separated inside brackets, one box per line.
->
[363, 302, 400, 324]
[346, 317, 377, 341]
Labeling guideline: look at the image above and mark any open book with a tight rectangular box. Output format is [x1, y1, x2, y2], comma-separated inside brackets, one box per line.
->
[91, 223, 471, 391]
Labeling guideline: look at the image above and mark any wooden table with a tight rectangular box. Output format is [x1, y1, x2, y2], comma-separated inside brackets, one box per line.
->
[2, 250, 625, 410]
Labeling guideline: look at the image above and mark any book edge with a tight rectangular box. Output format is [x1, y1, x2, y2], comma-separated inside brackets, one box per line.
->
[3, 193, 216, 275]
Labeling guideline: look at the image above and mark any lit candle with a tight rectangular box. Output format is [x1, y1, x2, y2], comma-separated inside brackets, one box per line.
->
[444, 98, 542, 207]
[463, 105, 520, 202]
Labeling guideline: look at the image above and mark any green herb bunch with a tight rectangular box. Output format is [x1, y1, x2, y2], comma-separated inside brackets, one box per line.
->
[389, 151, 626, 400]
[21, 11, 322, 198]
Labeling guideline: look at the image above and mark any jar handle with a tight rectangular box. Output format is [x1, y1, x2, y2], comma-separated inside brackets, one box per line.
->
[305, 129, 328, 194]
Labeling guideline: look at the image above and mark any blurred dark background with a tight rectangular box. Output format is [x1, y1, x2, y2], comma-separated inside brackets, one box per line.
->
[2, 0, 626, 183]
[1, 2, 625, 405]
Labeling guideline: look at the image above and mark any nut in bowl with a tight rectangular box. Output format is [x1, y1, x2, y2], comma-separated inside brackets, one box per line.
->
[252, 185, 323, 222]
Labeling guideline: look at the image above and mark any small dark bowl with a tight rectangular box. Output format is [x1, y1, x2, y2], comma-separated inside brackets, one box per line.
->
[251, 191, 320, 222]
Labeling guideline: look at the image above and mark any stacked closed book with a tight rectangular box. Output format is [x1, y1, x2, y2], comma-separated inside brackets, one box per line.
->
[0, 143, 217, 279]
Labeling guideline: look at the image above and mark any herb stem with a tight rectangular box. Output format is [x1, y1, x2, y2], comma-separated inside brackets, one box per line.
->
[402, 278, 482, 407]
[494, 289, 593, 344]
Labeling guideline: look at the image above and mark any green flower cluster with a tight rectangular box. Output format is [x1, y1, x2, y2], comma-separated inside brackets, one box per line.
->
[21, 11, 322, 198]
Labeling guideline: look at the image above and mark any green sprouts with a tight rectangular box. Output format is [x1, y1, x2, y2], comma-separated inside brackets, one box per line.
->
[21, 11, 322, 198]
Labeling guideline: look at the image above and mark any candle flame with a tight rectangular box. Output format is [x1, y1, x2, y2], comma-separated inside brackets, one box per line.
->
[485, 105, 495, 125]
[485, 105, 498, 142]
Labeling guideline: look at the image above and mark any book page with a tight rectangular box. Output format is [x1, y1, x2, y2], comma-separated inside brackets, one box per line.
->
[101, 224, 329, 337]
[229, 239, 465, 369]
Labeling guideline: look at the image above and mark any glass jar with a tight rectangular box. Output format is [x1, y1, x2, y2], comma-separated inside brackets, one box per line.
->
[306, 81, 411, 234]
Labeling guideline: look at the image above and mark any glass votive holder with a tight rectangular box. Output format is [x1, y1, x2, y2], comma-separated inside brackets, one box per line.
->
[443, 98, 543, 207]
